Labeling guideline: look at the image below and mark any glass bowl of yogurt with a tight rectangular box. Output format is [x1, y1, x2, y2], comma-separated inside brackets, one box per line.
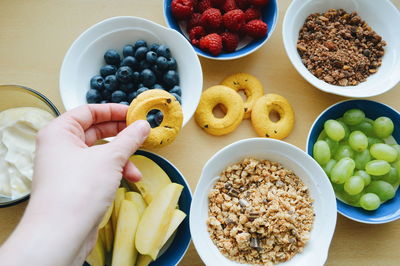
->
[0, 85, 60, 207]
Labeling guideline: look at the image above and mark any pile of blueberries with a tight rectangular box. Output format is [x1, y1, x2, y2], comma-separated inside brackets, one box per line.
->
[86, 40, 182, 127]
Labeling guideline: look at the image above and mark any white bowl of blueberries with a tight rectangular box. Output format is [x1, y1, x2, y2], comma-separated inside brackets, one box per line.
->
[60, 16, 203, 127]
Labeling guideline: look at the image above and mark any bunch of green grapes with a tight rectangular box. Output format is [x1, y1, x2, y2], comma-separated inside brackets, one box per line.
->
[313, 109, 399, 211]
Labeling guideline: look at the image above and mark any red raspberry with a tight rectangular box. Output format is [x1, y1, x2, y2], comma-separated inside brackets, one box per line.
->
[200, 8, 222, 30]
[222, 0, 237, 13]
[189, 26, 206, 46]
[186, 12, 202, 30]
[210, 0, 226, 7]
[235, 0, 249, 10]
[197, 0, 212, 13]
[223, 9, 246, 32]
[244, 19, 268, 38]
[171, 0, 194, 20]
[221, 32, 239, 52]
[249, 0, 269, 7]
[199, 33, 223, 56]
[244, 8, 261, 22]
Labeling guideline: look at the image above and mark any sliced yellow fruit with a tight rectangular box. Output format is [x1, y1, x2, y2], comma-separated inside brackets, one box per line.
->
[136, 209, 186, 265]
[112, 200, 140, 266]
[126, 191, 147, 216]
[104, 219, 114, 253]
[99, 202, 114, 229]
[128, 155, 171, 204]
[98, 228, 106, 248]
[111, 187, 126, 231]
[135, 183, 183, 260]
[86, 236, 105, 266]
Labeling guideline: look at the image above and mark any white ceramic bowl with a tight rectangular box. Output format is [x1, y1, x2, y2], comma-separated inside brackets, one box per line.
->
[190, 138, 337, 266]
[282, 0, 400, 98]
[60, 16, 203, 126]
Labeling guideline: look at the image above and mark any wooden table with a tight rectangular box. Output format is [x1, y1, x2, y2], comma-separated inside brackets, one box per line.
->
[0, 0, 399, 265]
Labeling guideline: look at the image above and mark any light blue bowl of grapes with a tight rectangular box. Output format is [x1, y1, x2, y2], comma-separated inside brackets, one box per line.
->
[306, 99, 400, 224]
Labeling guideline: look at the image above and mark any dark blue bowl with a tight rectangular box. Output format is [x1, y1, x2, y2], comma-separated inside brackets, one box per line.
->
[306, 100, 400, 224]
[163, 0, 279, 60]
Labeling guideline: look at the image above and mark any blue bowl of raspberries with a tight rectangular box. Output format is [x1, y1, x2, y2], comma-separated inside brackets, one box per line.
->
[164, 0, 278, 59]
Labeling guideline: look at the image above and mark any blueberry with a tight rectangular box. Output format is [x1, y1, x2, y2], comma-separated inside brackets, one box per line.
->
[169, 85, 182, 96]
[139, 60, 151, 70]
[147, 114, 158, 128]
[132, 71, 140, 84]
[127, 91, 137, 102]
[120, 101, 130, 106]
[123, 45, 135, 57]
[136, 87, 149, 96]
[154, 111, 164, 125]
[167, 57, 177, 70]
[140, 69, 156, 87]
[146, 51, 158, 64]
[90, 75, 104, 90]
[156, 45, 171, 58]
[104, 49, 121, 65]
[156, 56, 168, 70]
[121, 56, 138, 70]
[86, 89, 102, 103]
[149, 43, 160, 52]
[111, 90, 127, 103]
[135, 46, 148, 60]
[119, 82, 136, 93]
[116, 66, 134, 83]
[152, 83, 163, 90]
[171, 93, 182, 104]
[100, 100, 109, 104]
[100, 65, 117, 77]
[138, 83, 145, 88]
[104, 75, 119, 91]
[163, 70, 179, 87]
[102, 89, 112, 100]
[151, 65, 164, 80]
[148, 109, 159, 115]
[134, 40, 147, 49]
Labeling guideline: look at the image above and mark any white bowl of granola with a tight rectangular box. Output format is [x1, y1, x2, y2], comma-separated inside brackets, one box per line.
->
[190, 138, 337, 266]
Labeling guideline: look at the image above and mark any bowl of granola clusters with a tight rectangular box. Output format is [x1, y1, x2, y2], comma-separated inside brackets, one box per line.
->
[282, 0, 400, 98]
[190, 138, 337, 266]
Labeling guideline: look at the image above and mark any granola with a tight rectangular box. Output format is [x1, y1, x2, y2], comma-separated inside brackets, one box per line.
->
[207, 158, 314, 265]
[297, 9, 386, 86]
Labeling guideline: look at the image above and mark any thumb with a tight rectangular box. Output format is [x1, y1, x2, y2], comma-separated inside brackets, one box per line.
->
[107, 120, 151, 160]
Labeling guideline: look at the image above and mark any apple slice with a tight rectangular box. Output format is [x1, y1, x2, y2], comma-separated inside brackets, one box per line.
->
[104, 219, 113, 253]
[111, 187, 126, 231]
[127, 155, 171, 204]
[86, 236, 105, 266]
[135, 183, 183, 259]
[99, 201, 113, 229]
[136, 209, 186, 265]
[112, 200, 140, 266]
[125, 191, 147, 216]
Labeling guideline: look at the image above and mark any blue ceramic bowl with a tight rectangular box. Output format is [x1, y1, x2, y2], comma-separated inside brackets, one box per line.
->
[163, 0, 279, 60]
[306, 100, 400, 224]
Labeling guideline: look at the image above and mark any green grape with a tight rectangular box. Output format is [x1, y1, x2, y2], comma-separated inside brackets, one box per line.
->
[381, 167, 399, 185]
[370, 143, 398, 163]
[342, 109, 365, 126]
[364, 118, 374, 124]
[350, 121, 375, 137]
[354, 149, 372, 170]
[317, 130, 327, 141]
[334, 144, 354, 160]
[360, 193, 381, 211]
[355, 170, 371, 186]
[323, 159, 337, 176]
[344, 176, 365, 195]
[330, 157, 355, 184]
[373, 116, 394, 139]
[324, 120, 345, 141]
[337, 120, 350, 140]
[324, 138, 339, 155]
[365, 180, 395, 202]
[348, 131, 368, 152]
[313, 140, 331, 165]
[368, 137, 383, 147]
[391, 144, 400, 161]
[341, 191, 362, 205]
[365, 160, 391, 176]
[331, 182, 345, 193]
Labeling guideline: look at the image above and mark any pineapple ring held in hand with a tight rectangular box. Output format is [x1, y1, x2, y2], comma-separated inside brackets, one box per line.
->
[195, 85, 244, 136]
[251, 93, 295, 140]
[221, 73, 264, 119]
[126, 89, 183, 148]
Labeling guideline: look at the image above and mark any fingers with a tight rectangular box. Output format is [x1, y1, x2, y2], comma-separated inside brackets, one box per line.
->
[84, 121, 127, 146]
[107, 120, 151, 160]
[122, 161, 142, 182]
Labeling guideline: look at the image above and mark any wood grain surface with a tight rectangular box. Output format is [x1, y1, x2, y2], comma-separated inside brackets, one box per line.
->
[0, 0, 399, 265]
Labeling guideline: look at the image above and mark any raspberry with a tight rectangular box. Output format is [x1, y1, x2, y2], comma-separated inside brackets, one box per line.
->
[222, 0, 237, 13]
[235, 0, 249, 10]
[244, 19, 268, 38]
[186, 12, 202, 30]
[197, 0, 212, 13]
[200, 8, 222, 30]
[210, 0, 226, 7]
[199, 33, 223, 56]
[221, 32, 239, 52]
[223, 9, 246, 32]
[249, 0, 269, 7]
[189, 26, 206, 46]
[171, 0, 194, 20]
[244, 7, 261, 22]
